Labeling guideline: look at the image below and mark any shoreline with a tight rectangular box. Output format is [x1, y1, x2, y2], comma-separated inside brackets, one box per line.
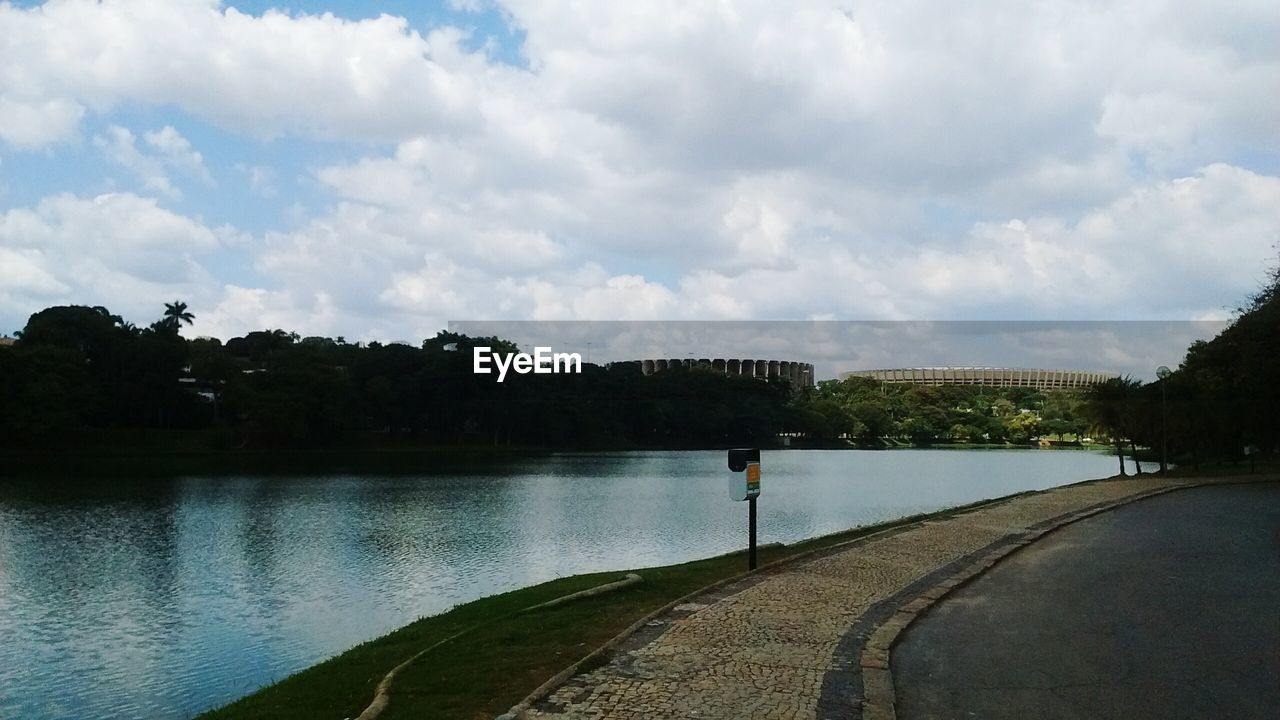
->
[194, 462, 1259, 720]
[195, 492, 1023, 720]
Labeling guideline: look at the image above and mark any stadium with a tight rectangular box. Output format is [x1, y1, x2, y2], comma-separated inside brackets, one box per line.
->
[839, 367, 1117, 390]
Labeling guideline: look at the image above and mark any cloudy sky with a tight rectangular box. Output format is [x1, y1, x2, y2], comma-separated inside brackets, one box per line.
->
[1, 0, 1277, 342]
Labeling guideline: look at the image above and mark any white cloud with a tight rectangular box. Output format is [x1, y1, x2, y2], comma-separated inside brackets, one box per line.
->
[446, 0, 490, 12]
[94, 125, 211, 198]
[2, 1, 1272, 184]
[166, 156, 1279, 339]
[0, 192, 224, 326]
[873, 164, 1280, 318]
[0, 1, 1277, 339]
[239, 165, 277, 198]
[143, 126, 211, 180]
[0, 247, 70, 296]
[0, 96, 84, 148]
[0, 0, 506, 145]
[2, 164, 1274, 341]
[192, 285, 343, 340]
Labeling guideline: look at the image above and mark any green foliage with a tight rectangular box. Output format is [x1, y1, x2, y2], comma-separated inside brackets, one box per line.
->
[0, 344, 94, 433]
[1003, 411, 1041, 444]
[1, 311, 797, 448]
[795, 375, 1073, 446]
[1152, 260, 1280, 463]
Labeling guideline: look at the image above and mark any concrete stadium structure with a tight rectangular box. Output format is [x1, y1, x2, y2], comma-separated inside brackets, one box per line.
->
[637, 358, 816, 387]
[840, 367, 1116, 390]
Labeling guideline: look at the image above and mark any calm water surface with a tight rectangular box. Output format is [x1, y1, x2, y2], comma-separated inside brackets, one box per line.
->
[0, 449, 1132, 719]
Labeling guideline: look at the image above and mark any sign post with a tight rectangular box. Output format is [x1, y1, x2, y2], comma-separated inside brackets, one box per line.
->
[728, 448, 762, 570]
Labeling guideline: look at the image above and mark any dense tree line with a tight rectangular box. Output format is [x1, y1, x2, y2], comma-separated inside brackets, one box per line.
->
[787, 379, 1088, 446]
[0, 305, 794, 448]
[0, 301, 1078, 450]
[0, 301, 1091, 450]
[2, 260, 1276, 460]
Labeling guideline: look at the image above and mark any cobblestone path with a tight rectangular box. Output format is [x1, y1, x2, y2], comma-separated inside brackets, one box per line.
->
[521, 475, 1193, 720]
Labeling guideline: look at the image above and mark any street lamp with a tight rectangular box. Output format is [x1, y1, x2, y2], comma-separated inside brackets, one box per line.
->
[1157, 365, 1172, 474]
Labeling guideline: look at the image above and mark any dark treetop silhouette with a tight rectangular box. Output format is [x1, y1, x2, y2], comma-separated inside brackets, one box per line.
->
[2, 267, 1277, 463]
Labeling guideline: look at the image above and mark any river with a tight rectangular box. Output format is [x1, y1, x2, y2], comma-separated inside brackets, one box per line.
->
[0, 448, 1133, 719]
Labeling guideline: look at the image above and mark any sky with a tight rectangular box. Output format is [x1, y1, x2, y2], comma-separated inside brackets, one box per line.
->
[1, 0, 1278, 345]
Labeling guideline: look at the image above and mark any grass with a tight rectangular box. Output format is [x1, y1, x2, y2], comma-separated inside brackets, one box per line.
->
[195, 551, 772, 720]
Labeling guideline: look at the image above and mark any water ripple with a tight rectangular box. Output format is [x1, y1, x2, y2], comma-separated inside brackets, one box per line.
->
[0, 449, 1125, 718]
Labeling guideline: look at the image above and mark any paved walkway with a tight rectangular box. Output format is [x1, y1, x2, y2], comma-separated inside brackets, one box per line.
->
[893, 482, 1280, 720]
[520, 474, 1233, 720]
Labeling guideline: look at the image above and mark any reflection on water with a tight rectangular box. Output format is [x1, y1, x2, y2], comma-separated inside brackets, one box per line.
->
[0, 449, 1130, 719]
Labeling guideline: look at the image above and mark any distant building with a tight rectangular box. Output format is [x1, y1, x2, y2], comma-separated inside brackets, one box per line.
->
[0, 336, 15, 349]
[840, 367, 1116, 391]
[632, 357, 815, 388]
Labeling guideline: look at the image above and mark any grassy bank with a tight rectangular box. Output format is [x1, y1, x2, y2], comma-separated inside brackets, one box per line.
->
[197, 494, 1027, 720]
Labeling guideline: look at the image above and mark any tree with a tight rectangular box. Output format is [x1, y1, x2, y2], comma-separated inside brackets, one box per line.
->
[159, 300, 195, 333]
[1004, 411, 1042, 444]
[849, 399, 894, 443]
[897, 417, 940, 445]
[949, 422, 987, 444]
[1083, 376, 1143, 476]
[18, 305, 125, 356]
[990, 397, 1017, 419]
[790, 396, 857, 441]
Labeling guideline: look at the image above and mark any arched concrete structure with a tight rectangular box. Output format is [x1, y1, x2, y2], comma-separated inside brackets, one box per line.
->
[633, 357, 816, 388]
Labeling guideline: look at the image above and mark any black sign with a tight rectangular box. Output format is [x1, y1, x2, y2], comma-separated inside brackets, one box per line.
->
[727, 447, 760, 472]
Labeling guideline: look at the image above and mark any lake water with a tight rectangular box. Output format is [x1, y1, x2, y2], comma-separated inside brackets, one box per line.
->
[0, 448, 1133, 719]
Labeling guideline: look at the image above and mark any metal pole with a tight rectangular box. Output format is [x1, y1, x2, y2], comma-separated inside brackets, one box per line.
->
[1156, 366, 1171, 474]
[748, 496, 757, 570]
[1161, 382, 1168, 474]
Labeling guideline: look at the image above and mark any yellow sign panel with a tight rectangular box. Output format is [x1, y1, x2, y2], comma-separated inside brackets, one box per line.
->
[745, 462, 761, 496]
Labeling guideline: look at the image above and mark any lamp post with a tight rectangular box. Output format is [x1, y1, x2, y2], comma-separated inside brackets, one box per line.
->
[1156, 366, 1171, 474]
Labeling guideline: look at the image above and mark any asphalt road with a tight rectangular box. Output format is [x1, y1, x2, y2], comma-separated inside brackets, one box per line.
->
[893, 481, 1280, 720]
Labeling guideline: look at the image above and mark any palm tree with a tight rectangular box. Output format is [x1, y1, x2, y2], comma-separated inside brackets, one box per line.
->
[1083, 376, 1143, 476]
[161, 300, 195, 331]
